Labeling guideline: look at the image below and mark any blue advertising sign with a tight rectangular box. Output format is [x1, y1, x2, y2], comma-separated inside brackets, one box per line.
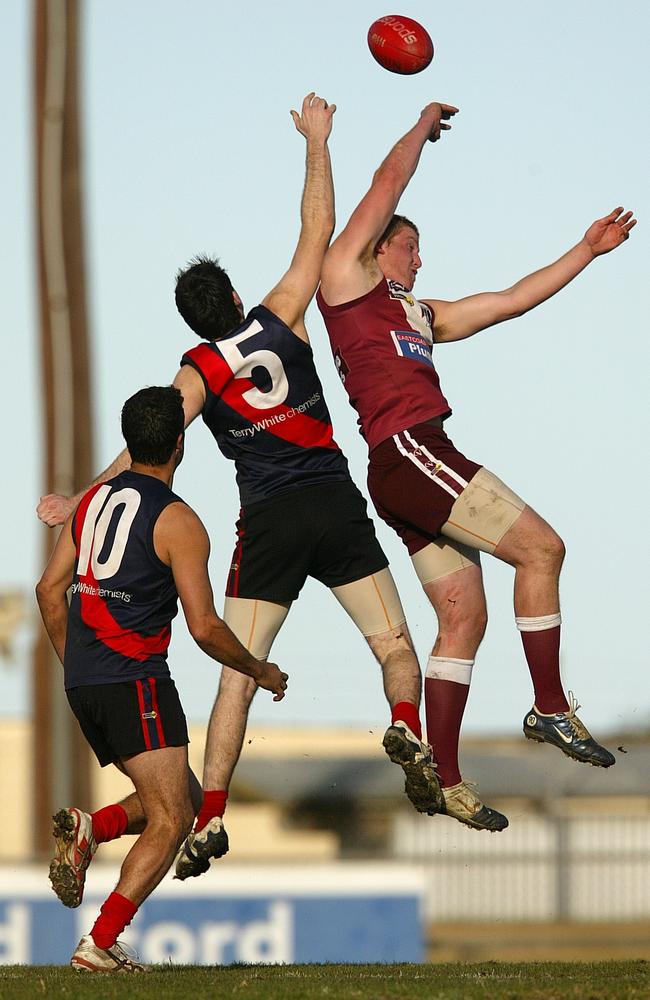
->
[0, 865, 424, 965]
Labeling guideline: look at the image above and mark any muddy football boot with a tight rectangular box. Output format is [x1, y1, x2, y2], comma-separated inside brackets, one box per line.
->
[50, 807, 97, 908]
[174, 816, 230, 880]
[440, 779, 509, 832]
[383, 721, 443, 815]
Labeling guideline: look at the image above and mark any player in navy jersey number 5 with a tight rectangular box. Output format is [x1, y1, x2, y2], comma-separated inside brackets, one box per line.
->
[36, 386, 287, 973]
[318, 101, 633, 831]
[37, 94, 441, 882]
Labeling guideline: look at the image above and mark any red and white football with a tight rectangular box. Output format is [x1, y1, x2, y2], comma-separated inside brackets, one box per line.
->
[367, 15, 434, 75]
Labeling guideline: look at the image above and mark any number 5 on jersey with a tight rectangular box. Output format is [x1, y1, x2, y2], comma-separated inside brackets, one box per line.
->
[218, 320, 289, 410]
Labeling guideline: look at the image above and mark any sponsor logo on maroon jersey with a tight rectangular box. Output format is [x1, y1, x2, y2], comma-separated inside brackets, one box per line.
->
[390, 330, 434, 368]
[334, 347, 350, 384]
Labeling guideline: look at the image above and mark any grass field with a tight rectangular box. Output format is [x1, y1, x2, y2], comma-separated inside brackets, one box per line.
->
[1, 961, 649, 999]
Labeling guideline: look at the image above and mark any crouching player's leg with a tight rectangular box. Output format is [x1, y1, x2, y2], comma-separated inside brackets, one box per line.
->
[57, 677, 200, 972]
[71, 744, 199, 973]
[174, 598, 290, 880]
[331, 566, 442, 815]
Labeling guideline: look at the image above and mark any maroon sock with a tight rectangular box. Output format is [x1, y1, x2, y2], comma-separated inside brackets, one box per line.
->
[391, 701, 422, 741]
[194, 790, 228, 832]
[519, 624, 570, 714]
[424, 678, 470, 788]
[91, 804, 129, 844]
[91, 892, 137, 950]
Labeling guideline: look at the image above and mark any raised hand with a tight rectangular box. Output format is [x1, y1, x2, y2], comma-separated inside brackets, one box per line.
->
[37, 493, 76, 527]
[290, 92, 336, 142]
[420, 102, 459, 142]
[584, 207, 636, 256]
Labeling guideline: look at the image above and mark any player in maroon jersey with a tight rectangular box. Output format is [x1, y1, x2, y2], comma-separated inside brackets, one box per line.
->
[318, 101, 635, 831]
[36, 386, 287, 972]
[37, 94, 442, 880]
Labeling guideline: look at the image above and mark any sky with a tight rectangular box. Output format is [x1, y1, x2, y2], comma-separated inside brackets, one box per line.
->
[2, 0, 649, 738]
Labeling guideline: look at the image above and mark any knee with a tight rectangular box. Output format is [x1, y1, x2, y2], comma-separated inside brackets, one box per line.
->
[366, 625, 418, 669]
[534, 528, 565, 571]
[218, 665, 258, 702]
[437, 594, 488, 645]
[550, 531, 566, 568]
[147, 803, 194, 846]
[459, 604, 488, 645]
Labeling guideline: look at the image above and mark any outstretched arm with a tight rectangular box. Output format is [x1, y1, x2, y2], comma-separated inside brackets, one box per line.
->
[320, 102, 458, 305]
[36, 366, 206, 527]
[155, 503, 288, 701]
[429, 208, 637, 343]
[262, 92, 336, 341]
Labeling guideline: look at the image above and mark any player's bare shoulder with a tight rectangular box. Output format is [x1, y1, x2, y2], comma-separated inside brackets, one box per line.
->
[320, 236, 382, 307]
[153, 500, 210, 566]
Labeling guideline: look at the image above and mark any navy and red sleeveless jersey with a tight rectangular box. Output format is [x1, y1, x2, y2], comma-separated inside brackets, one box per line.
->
[64, 470, 182, 690]
[181, 304, 350, 504]
[316, 279, 452, 451]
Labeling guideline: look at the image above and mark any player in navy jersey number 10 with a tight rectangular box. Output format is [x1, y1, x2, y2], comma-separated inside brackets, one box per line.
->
[37, 95, 442, 882]
[317, 101, 633, 830]
[36, 387, 287, 972]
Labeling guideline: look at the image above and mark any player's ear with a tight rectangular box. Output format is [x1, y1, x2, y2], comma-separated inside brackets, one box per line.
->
[174, 432, 185, 466]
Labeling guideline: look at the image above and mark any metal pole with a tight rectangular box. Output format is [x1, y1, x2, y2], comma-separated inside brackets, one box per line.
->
[33, 0, 93, 858]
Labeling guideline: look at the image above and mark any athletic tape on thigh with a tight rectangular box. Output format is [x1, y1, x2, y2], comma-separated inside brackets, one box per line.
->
[442, 467, 525, 554]
[223, 597, 290, 658]
[411, 538, 480, 585]
[331, 567, 406, 637]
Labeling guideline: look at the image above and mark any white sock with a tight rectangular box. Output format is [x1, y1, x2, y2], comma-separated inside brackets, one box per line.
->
[425, 656, 474, 685]
[515, 613, 562, 632]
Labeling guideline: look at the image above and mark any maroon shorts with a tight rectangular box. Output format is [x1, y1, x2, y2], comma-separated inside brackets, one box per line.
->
[367, 420, 482, 555]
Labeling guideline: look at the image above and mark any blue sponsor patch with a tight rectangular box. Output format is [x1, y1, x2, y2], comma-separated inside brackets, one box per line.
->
[391, 330, 433, 367]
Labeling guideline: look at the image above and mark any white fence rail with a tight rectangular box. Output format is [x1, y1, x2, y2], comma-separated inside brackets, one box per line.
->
[392, 812, 650, 922]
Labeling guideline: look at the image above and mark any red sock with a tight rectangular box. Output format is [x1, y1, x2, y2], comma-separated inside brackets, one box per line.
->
[91, 892, 137, 950]
[391, 701, 422, 741]
[517, 618, 569, 714]
[194, 790, 228, 832]
[91, 804, 129, 844]
[424, 677, 470, 788]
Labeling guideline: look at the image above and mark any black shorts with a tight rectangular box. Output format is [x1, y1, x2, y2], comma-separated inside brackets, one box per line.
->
[66, 676, 189, 767]
[226, 479, 389, 603]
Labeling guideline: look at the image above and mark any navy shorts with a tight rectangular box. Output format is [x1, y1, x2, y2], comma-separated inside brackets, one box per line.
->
[226, 479, 389, 603]
[66, 676, 189, 767]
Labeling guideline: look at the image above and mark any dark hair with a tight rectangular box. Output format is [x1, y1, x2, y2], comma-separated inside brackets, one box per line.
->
[121, 386, 184, 465]
[174, 255, 242, 341]
[375, 214, 419, 253]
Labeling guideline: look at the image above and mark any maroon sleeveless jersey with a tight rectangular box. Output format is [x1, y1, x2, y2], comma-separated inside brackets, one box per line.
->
[316, 278, 451, 450]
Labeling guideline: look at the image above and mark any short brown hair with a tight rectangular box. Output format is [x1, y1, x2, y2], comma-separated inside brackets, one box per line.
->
[375, 214, 419, 254]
